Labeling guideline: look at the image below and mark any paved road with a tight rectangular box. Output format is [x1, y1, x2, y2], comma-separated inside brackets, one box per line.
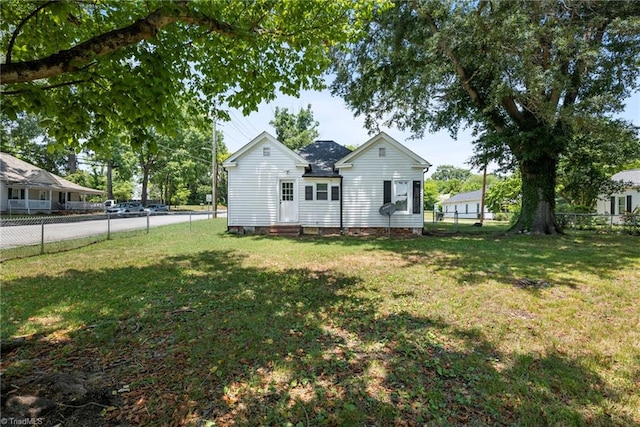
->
[0, 211, 225, 249]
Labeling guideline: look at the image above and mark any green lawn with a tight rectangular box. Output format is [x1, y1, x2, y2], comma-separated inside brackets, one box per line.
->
[1, 219, 639, 426]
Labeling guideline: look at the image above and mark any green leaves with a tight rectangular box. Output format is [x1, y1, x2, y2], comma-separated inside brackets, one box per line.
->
[1, 0, 379, 152]
[270, 104, 320, 151]
[331, 1, 640, 233]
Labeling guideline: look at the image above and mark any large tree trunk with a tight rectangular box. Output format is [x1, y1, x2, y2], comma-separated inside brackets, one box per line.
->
[510, 155, 562, 234]
[141, 165, 150, 206]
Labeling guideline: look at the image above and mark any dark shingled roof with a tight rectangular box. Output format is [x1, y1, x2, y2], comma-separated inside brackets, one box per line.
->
[297, 140, 352, 177]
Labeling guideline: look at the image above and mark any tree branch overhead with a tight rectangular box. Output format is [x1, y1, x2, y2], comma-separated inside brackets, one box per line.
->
[1, 5, 239, 85]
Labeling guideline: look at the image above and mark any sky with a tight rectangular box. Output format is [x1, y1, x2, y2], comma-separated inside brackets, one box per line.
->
[219, 82, 640, 179]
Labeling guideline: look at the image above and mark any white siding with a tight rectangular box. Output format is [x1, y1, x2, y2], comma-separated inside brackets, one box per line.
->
[227, 140, 304, 226]
[340, 140, 425, 228]
[298, 178, 342, 227]
[441, 198, 494, 220]
[596, 189, 639, 224]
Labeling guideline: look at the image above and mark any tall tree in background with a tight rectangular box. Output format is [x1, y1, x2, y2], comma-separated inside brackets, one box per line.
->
[430, 165, 472, 183]
[270, 104, 320, 150]
[332, 1, 640, 234]
[1, 112, 71, 175]
[1, 0, 375, 154]
[430, 165, 471, 195]
[557, 118, 640, 209]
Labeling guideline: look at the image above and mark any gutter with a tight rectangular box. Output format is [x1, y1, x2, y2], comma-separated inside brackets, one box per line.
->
[340, 175, 344, 234]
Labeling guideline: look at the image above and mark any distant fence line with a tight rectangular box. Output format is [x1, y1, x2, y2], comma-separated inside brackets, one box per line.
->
[429, 211, 639, 233]
[555, 212, 639, 232]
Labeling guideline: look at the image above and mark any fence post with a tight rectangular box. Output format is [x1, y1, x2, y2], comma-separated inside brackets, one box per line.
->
[40, 218, 45, 255]
[146, 212, 150, 234]
[107, 214, 111, 240]
[454, 211, 459, 233]
[190, 213, 192, 231]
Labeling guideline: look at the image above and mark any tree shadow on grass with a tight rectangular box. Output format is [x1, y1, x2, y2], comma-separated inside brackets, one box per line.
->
[1, 249, 636, 425]
[271, 232, 640, 289]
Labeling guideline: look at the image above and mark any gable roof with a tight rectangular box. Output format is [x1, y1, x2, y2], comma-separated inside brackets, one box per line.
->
[297, 140, 352, 177]
[441, 189, 484, 204]
[222, 131, 309, 168]
[0, 152, 103, 194]
[334, 132, 431, 169]
[611, 169, 640, 186]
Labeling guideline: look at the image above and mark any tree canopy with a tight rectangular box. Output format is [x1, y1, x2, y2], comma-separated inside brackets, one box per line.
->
[332, 0, 640, 234]
[269, 104, 319, 151]
[430, 165, 472, 183]
[1, 0, 377, 152]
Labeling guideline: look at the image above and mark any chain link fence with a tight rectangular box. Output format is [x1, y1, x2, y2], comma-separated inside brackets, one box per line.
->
[426, 211, 639, 235]
[1, 212, 215, 261]
[556, 212, 639, 234]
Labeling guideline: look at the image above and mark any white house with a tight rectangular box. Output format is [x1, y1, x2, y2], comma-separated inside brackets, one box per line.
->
[222, 131, 431, 236]
[595, 169, 640, 224]
[440, 189, 493, 220]
[0, 152, 104, 214]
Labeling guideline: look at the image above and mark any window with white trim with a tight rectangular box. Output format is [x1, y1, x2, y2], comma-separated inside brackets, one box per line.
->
[263, 147, 270, 157]
[383, 180, 413, 212]
[8, 188, 25, 199]
[394, 180, 409, 211]
[316, 183, 328, 200]
[618, 196, 626, 214]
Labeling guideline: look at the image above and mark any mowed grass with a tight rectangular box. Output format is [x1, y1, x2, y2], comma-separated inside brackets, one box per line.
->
[1, 220, 639, 426]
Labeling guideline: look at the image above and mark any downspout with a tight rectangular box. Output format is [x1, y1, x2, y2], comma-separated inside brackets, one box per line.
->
[223, 165, 229, 232]
[423, 167, 430, 234]
[339, 176, 344, 234]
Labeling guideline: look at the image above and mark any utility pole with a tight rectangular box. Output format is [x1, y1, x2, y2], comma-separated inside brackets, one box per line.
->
[212, 116, 218, 218]
[479, 163, 487, 225]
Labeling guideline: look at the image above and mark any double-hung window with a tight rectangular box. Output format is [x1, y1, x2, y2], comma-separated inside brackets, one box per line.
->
[618, 196, 626, 214]
[316, 183, 328, 200]
[394, 180, 409, 211]
[384, 180, 416, 213]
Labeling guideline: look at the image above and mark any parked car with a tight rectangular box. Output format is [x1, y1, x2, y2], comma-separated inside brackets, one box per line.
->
[144, 204, 169, 215]
[106, 202, 145, 216]
[104, 199, 116, 210]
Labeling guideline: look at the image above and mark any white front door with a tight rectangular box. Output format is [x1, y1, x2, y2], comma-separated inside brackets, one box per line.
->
[279, 180, 298, 222]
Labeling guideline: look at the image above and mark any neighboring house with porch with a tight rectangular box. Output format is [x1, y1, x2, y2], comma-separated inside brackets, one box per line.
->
[222, 131, 431, 236]
[0, 152, 104, 214]
[440, 189, 494, 220]
[595, 169, 640, 224]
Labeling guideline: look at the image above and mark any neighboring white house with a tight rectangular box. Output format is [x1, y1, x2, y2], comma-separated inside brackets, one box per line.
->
[222, 131, 431, 236]
[0, 152, 104, 214]
[440, 189, 493, 220]
[595, 169, 640, 224]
